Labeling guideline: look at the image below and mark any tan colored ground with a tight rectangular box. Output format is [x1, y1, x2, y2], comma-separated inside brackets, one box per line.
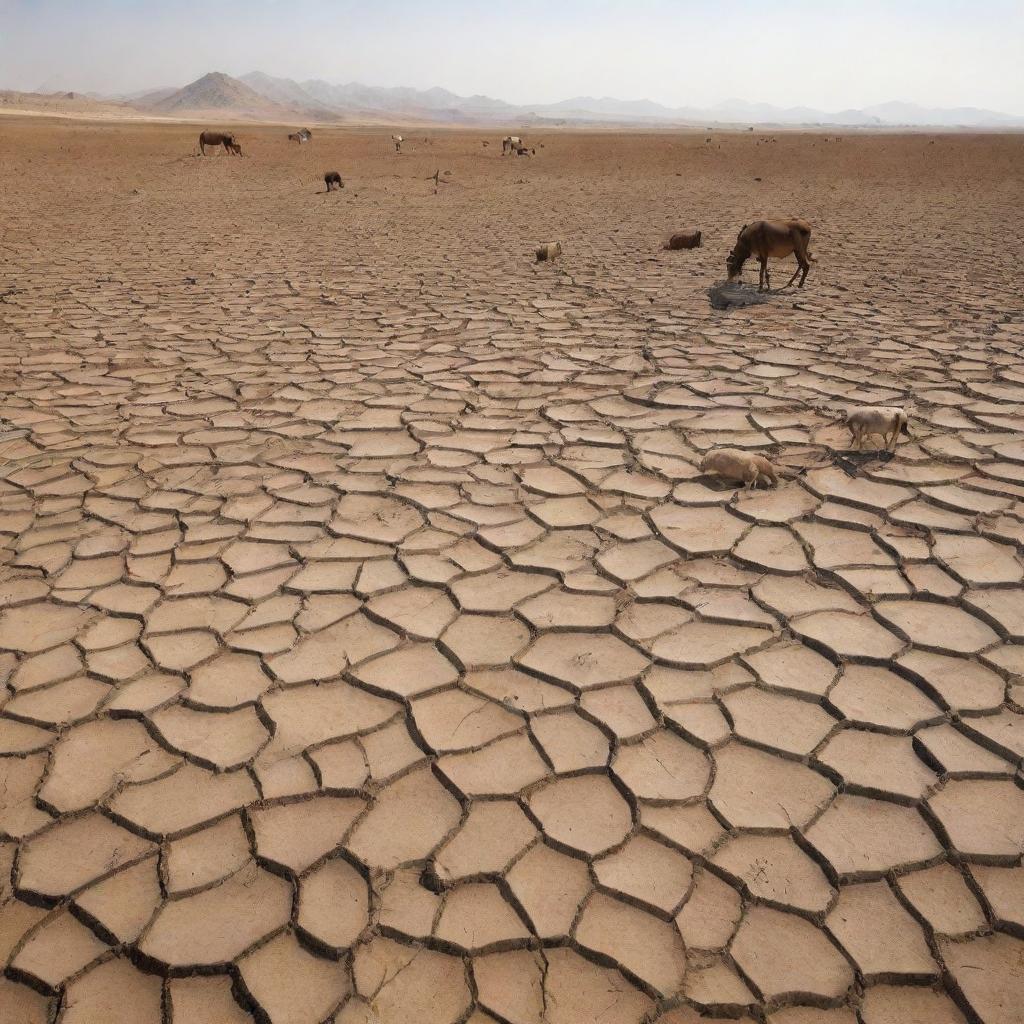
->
[1, 116, 1023, 1023]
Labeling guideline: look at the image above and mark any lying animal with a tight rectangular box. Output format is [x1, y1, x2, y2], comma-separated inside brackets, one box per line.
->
[536, 242, 562, 262]
[846, 407, 910, 451]
[324, 171, 343, 191]
[199, 131, 242, 156]
[665, 230, 702, 250]
[700, 448, 779, 489]
[726, 219, 813, 290]
[288, 128, 312, 143]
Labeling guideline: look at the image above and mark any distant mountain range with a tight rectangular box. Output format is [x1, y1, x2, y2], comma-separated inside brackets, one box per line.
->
[19, 70, 1024, 128]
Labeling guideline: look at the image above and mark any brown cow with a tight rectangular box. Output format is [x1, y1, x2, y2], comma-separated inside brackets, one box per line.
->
[199, 131, 242, 156]
[726, 219, 813, 290]
[324, 171, 343, 191]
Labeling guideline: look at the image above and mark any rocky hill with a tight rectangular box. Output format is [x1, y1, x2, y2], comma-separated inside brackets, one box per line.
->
[136, 71, 304, 120]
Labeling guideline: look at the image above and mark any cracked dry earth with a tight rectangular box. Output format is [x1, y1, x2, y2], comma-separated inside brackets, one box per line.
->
[0, 120, 1023, 1024]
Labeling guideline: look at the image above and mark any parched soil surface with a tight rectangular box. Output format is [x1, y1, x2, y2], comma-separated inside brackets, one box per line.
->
[1, 117, 1023, 1023]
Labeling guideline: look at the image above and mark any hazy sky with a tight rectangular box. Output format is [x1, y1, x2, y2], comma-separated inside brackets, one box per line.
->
[2, 0, 1023, 112]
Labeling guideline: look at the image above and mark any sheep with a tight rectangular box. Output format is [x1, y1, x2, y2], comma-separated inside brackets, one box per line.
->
[700, 448, 779, 489]
[665, 230, 702, 250]
[846, 407, 910, 452]
[535, 242, 562, 263]
[324, 171, 343, 192]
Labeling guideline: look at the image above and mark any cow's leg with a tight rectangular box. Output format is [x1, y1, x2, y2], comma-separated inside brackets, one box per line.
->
[794, 232, 811, 286]
[785, 257, 802, 288]
[200, 142, 206, 156]
[794, 253, 810, 286]
[785, 232, 801, 286]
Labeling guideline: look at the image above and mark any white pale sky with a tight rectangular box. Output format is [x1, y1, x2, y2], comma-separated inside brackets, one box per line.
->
[2, 0, 1022, 113]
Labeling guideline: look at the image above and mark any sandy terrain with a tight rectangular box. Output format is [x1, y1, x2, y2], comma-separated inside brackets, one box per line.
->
[1, 115, 1023, 1023]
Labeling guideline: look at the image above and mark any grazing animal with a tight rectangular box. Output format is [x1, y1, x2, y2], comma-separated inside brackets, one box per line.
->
[199, 131, 242, 156]
[726, 219, 813, 290]
[846, 407, 910, 452]
[392, 134, 403, 153]
[536, 242, 562, 263]
[288, 128, 312, 143]
[514, 145, 532, 157]
[701, 448, 779, 489]
[665, 230, 702, 250]
[502, 135, 524, 155]
[324, 171, 343, 191]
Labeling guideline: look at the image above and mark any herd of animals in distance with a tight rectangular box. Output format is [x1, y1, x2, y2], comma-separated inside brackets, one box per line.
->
[195, 127, 909, 488]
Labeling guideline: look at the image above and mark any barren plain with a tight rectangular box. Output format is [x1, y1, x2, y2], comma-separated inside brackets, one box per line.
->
[1, 118, 1023, 1023]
